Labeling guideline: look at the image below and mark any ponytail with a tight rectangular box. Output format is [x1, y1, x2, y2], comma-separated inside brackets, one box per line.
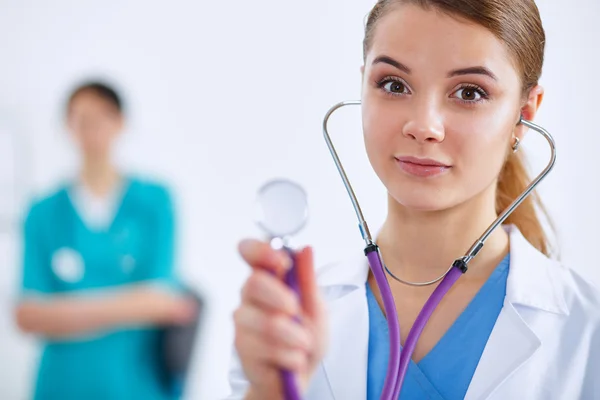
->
[496, 151, 554, 257]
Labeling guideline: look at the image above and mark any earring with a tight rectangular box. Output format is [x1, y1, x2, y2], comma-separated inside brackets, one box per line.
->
[512, 136, 520, 153]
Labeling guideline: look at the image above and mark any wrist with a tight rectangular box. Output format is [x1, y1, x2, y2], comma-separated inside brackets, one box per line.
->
[112, 287, 165, 325]
[245, 386, 282, 400]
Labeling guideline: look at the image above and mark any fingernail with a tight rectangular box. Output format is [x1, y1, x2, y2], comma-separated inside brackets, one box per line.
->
[238, 239, 251, 254]
[278, 252, 292, 271]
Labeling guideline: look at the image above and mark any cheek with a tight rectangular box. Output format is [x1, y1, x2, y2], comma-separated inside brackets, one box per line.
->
[362, 105, 389, 174]
[361, 97, 403, 157]
[446, 108, 514, 178]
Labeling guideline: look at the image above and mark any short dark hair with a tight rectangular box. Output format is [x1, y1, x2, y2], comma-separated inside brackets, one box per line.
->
[66, 81, 124, 115]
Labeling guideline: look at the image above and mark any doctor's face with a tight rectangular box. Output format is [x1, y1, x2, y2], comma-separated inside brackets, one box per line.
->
[67, 91, 123, 161]
[361, 4, 526, 212]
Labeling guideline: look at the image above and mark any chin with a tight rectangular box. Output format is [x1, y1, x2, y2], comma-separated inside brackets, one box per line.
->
[387, 182, 460, 212]
[392, 196, 452, 212]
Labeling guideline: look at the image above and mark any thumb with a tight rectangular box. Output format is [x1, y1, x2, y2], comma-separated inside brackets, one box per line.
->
[295, 246, 321, 320]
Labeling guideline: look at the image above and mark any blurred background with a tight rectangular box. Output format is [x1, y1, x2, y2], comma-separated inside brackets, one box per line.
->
[0, 0, 598, 398]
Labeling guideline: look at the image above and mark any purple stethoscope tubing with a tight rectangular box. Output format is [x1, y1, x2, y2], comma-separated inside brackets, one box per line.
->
[278, 100, 556, 400]
[280, 247, 302, 400]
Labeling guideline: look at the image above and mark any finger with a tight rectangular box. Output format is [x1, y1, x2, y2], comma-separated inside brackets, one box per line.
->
[295, 246, 322, 320]
[241, 270, 301, 315]
[235, 330, 308, 373]
[234, 305, 311, 350]
[238, 239, 291, 275]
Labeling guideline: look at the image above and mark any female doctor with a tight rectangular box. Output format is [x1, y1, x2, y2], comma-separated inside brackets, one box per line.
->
[227, 0, 600, 399]
[14, 81, 196, 400]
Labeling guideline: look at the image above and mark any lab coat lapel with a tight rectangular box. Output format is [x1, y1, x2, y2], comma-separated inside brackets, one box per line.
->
[317, 226, 569, 400]
[465, 226, 568, 399]
[464, 302, 541, 400]
[319, 254, 370, 400]
[318, 251, 542, 400]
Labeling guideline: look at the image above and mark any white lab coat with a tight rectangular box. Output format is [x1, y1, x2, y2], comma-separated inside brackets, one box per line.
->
[226, 226, 600, 399]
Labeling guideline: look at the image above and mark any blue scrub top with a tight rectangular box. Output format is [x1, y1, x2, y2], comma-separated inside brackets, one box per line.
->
[366, 255, 510, 400]
[21, 177, 178, 400]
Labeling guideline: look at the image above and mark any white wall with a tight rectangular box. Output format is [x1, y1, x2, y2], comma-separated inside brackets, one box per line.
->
[0, 0, 598, 398]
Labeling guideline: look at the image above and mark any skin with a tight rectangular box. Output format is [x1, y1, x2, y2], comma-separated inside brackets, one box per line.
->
[235, 4, 544, 399]
[14, 90, 195, 339]
[67, 90, 123, 196]
[68, 91, 123, 162]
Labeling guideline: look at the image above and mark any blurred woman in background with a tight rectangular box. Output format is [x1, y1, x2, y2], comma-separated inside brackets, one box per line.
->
[14, 81, 196, 400]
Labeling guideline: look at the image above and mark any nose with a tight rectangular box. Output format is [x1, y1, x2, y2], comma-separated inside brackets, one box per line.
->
[402, 98, 445, 143]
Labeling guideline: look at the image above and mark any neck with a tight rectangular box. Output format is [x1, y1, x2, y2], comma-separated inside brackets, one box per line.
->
[80, 156, 120, 197]
[377, 186, 509, 283]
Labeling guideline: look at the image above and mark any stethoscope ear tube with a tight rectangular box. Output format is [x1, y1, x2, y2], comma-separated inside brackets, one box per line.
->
[320, 101, 557, 400]
[278, 103, 556, 400]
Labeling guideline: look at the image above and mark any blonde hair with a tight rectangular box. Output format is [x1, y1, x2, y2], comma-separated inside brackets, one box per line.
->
[364, 0, 554, 257]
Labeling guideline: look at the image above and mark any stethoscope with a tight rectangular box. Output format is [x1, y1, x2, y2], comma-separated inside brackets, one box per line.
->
[254, 100, 556, 400]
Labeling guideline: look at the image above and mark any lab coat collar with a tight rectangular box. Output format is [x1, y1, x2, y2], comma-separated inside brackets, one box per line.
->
[318, 225, 568, 316]
[504, 224, 569, 316]
[465, 225, 570, 399]
[318, 224, 569, 400]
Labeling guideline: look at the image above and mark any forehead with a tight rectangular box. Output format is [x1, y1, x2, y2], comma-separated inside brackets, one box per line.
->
[366, 4, 518, 80]
[69, 91, 118, 115]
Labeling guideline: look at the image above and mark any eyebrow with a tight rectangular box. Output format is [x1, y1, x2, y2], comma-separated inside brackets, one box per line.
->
[372, 55, 411, 74]
[448, 66, 498, 81]
[372, 55, 498, 81]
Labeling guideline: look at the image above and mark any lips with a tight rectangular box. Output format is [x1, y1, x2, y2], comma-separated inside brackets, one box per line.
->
[394, 156, 451, 178]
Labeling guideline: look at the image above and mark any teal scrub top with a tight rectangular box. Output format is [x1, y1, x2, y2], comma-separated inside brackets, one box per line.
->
[21, 177, 178, 400]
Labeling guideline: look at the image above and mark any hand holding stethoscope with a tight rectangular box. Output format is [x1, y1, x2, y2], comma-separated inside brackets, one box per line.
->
[234, 98, 555, 400]
[233, 180, 327, 400]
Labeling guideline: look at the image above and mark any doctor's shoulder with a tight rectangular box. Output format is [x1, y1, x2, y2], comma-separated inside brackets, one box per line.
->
[549, 261, 600, 387]
[22, 184, 70, 230]
[125, 176, 175, 213]
[553, 261, 600, 333]
[512, 233, 600, 389]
